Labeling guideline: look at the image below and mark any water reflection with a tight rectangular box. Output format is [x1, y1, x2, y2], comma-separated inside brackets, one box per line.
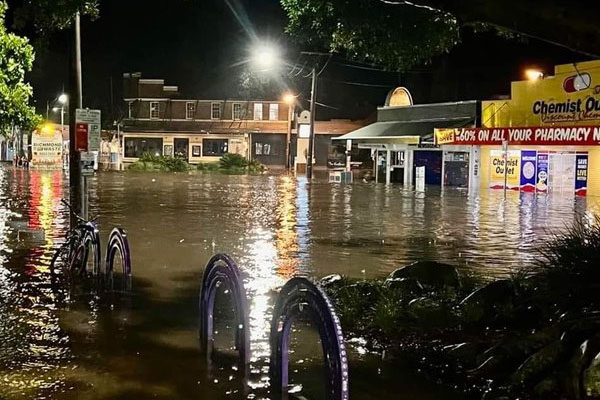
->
[1, 165, 599, 399]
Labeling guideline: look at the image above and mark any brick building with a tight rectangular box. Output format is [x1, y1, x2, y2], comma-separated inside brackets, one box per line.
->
[121, 72, 368, 168]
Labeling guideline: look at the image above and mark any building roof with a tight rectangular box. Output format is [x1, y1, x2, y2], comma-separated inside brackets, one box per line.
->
[335, 101, 478, 143]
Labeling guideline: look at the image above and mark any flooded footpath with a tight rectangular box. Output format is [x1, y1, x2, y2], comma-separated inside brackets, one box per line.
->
[0, 165, 598, 399]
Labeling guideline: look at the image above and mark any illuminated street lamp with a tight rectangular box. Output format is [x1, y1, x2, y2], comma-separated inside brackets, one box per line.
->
[525, 69, 544, 80]
[252, 45, 280, 70]
[53, 94, 68, 138]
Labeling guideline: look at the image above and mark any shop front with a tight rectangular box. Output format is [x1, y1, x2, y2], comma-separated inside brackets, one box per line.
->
[435, 126, 599, 196]
[335, 89, 479, 186]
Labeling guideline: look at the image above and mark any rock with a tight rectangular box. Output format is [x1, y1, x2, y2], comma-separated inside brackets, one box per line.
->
[509, 340, 563, 387]
[406, 296, 455, 327]
[388, 261, 461, 290]
[459, 280, 516, 325]
[384, 277, 424, 297]
[584, 349, 600, 398]
[320, 274, 343, 288]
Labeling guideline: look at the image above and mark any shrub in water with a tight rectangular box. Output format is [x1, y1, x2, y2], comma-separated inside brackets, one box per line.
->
[219, 153, 248, 169]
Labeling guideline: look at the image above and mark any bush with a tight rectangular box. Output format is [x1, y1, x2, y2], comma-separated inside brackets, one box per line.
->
[219, 153, 248, 169]
[130, 153, 190, 172]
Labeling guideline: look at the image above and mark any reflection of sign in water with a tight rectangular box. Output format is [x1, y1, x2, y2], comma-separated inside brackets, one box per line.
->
[575, 153, 589, 196]
[32, 130, 63, 168]
[520, 150, 537, 192]
[537, 152, 549, 193]
[490, 150, 521, 190]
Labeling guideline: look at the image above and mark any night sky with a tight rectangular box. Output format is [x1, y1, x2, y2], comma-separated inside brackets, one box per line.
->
[6, 0, 594, 126]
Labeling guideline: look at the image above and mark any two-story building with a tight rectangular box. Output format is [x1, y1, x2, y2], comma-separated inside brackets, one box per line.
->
[122, 72, 294, 166]
[121, 73, 370, 169]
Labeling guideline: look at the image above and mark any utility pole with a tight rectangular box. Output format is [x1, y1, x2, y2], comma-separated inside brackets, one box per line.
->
[307, 67, 317, 179]
[69, 11, 83, 226]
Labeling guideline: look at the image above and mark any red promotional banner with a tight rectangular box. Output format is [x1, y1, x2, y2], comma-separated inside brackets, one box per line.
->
[435, 126, 600, 146]
[76, 123, 88, 152]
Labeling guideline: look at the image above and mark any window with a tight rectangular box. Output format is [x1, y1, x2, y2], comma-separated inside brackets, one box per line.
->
[269, 104, 279, 121]
[192, 145, 201, 157]
[211, 103, 221, 120]
[124, 137, 163, 158]
[203, 139, 228, 156]
[233, 103, 243, 120]
[186, 102, 196, 120]
[150, 102, 160, 119]
[253, 103, 263, 120]
[128, 102, 134, 118]
[255, 142, 272, 156]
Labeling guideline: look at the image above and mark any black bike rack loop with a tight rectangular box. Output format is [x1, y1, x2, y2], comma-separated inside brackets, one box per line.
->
[104, 227, 132, 277]
[199, 254, 250, 365]
[270, 277, 350, 400]
[76, 224, 101, 276]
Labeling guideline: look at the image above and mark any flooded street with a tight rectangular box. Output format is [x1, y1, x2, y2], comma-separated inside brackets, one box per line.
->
[1, 164, 598, 399]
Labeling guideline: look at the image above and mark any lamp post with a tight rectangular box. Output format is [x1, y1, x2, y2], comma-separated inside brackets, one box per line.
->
[282, 92, 296, 170]
[251, 45, 329, 179]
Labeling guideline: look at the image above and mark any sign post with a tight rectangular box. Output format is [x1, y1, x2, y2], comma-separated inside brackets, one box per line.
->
[502, 140, 508, 199]
[75, 109, 101, 219]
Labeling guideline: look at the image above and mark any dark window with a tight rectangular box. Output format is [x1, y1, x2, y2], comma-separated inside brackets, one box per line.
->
[192, 145, 201, 157]
[203, 139, 228, 156]
[124, 137, 163, 158]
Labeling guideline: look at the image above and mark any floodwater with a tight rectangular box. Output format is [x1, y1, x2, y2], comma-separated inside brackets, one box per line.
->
[1, 164, 598, 399]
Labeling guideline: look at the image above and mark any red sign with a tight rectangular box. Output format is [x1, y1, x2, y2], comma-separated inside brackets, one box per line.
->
[436, 126, 600, 146]
[76, 123, 88, 152]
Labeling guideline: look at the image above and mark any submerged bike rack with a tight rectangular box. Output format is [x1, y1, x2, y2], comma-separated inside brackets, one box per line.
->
[199, 254, 250, 364]
[105, 228, 132, 275]
[198, 254, 350, 399]
[270, 277, 350, 400]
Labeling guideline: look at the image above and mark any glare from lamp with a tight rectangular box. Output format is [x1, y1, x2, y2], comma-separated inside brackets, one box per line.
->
[282, 92, 296, 105]
[253, 45, 279, 69]
[58, 93, 68, 104]
[525, 69, 544, 81]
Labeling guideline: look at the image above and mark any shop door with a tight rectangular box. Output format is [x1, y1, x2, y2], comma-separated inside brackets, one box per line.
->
[174, 138, 189, 160]
[548, 153, 576, 194]
[444, 152, 469, 187]
[377, 150, 387, 183]
[413, 150, 442, 186]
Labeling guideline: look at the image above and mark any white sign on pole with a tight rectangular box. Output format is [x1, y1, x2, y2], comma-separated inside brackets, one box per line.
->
[80, 151, 95, 176]
[416, 166, 426, 191]
[76, 109, 101, 152]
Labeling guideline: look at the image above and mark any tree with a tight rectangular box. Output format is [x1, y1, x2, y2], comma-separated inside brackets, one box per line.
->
[10, 0, 99, 31]
[280, 0, 460, 70]
[0, 1, 40, 137]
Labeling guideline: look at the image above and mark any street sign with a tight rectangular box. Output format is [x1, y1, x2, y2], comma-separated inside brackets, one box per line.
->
[80, 151, 95, 176]
[76, 123, 88, 151]
[76, 109, 101, 152]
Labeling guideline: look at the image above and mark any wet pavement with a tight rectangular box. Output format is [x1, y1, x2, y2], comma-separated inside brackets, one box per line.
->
[0, 164, 598, 399]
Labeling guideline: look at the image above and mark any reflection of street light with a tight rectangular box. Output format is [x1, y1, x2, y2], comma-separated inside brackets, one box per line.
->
[282, 92, 297, 170]
[525, 69, 544, 80]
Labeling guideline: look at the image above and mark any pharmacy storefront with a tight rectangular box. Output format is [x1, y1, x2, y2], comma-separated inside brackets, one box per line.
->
[436, 126, 598, 196]
[436, 59, 600, 197]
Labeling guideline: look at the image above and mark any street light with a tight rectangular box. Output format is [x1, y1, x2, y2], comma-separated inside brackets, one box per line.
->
[525, 69, 544, 80]
[252, 45, 280, 70]
[58, 93, 68, 104]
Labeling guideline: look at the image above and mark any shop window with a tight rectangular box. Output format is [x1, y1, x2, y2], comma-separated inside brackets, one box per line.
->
[269, 104, 279, 120]
[203, 139, 228, 156]
[255, 142, 272, 156]
[192, 145, 202, 157]
[124, 137, 163, 158]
